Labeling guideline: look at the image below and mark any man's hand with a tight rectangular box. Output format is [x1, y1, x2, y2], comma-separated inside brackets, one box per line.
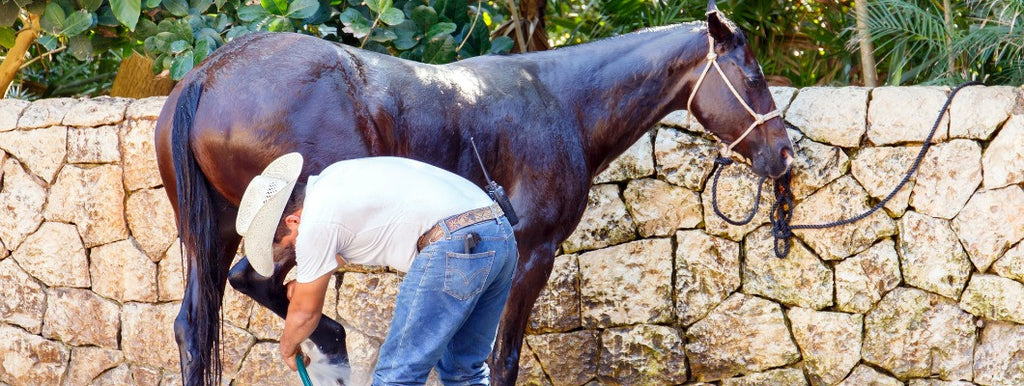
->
[279, 272, 332, 371]
[282, 347, 310, 372]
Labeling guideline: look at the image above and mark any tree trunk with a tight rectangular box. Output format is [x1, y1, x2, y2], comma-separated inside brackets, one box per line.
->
[110, 52, 176, 98]
[494, 0, 550, 52]
[0, 14, 40, 97]
[855, 0, 878, 87]
[942, 0, 955, 75]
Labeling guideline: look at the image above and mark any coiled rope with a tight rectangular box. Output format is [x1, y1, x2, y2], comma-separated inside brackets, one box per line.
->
[709, 80, 984, 258]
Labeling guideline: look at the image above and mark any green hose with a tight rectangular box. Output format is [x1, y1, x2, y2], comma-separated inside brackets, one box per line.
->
[296, 354, 313, 386]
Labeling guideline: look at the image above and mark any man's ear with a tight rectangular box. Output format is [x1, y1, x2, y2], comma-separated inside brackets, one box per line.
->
[285, 213, 301, 230]
[707, 1, 736, 50]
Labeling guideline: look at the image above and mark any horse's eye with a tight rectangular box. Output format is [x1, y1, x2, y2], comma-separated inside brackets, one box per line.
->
[745, 77, 765, 89]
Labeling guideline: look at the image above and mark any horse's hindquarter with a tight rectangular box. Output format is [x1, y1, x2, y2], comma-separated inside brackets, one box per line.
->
[180, 33, 381, 204]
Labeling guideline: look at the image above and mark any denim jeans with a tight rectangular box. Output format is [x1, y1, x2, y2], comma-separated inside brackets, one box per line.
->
[372, 216, 518, 386]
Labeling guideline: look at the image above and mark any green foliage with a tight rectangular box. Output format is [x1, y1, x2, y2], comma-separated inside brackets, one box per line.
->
[4, 0, 513, 99]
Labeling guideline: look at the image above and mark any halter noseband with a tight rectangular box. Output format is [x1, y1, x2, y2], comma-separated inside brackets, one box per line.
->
[686, 18, 781, 162]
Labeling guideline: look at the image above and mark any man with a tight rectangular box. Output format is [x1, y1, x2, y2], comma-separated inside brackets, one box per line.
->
[235, 153, 518, 385]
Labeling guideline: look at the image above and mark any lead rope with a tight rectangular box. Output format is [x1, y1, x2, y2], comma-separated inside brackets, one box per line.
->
[709, 80, 983, 258]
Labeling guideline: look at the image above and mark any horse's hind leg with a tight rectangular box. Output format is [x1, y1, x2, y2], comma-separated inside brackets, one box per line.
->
[227, 258, 349, 364]
[488, 243, 558, 386]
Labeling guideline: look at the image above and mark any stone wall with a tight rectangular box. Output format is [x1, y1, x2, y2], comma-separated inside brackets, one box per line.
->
[0, 86, 1022, 385]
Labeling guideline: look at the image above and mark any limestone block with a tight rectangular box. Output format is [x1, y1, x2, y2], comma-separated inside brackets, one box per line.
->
[701, 163, 772, 241]
[66, 346, 123, 386]
[336, 272, 402, 340]
[0, 99, 30, 131]
[527, 254, 580, 334]
[862, 287, 975, 381]
[598, 325, 687, 385]
[13, 222, 90, 288]
[561, 184, 636, 253]
[120, 119, 163, 191]
[675, 230, 740, 326]
[90, 363, 137, 383]
[770, 86, 798, 113]
[907, 380, 975, 386]
[949, 86, 1018, 140]
[791, 176, 897, 260]
[851, 145, 919, 216]
[787, 308, 861, 385]
[233, 342, 293, 385]
[130, 365, 161, 386]
[248, 302, 284, 340]
[974, 320, 1024, 386]
[720, 368, 808, 386]
[42, 288, 120, 349]
[838, 365, 903, 386]
[685, 293, 800, 381]
[0, 125, 67, 182]
[992, 242, 1024, 283]
[222, 282, 255, 329]
[868, 86, 950, 145]
[527, 330, 598, 385]
[516, 343, 553, 386]
[660, 109, 703, 133]
[90, 239, 158, 302]
[345, 328, 382, 385]
[578, 239, 673, 328]
[835, 239, 902, 314]
[126, 97, 167, 120]
[982, 115, 1024, 189]
[61, 97, 130, 127]
[623, 178, 701, 237]
[0, 324, 69, 385]
[743, 226, 833, 309]
[45, 164, 128, 247]
[221, 323, 256, 379]
[789, 136, 849, 200]
[654, 127, 716, 191]
[952, 186, 1024, 271]
[17, 98, 73, 129]
[159, 240, 185, 301]
[0, 159, 46, 250]
[898, 211, 972, 299]
[594, 132, 654, 184]
[161, 372, 183, 385]
[67, 126, 120, 164]
[910, 139, 982, 219]
[786, 87, 869, 147]
[121, 302, 180, 371]
[0, 259, 46, 333]
[126, 188, 177, 261]
[959, 274, 1024, 324]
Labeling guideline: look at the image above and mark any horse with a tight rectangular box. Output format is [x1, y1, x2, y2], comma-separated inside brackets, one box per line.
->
[154, 1, 794, 384]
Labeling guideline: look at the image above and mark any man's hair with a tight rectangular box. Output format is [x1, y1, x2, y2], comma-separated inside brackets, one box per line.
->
[273, 181, 306, 243]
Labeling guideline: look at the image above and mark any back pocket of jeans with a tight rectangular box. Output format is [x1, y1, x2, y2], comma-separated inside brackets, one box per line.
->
[443, 251, 495, 300]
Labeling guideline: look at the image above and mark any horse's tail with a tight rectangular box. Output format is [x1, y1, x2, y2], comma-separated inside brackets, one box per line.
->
[170, 75, 224, 386]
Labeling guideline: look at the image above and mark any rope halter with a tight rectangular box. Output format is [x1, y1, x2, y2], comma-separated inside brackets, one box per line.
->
[686, 18, 781, 161]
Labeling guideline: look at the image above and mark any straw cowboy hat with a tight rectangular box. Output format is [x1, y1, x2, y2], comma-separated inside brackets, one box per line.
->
[236, 152, 304, 276]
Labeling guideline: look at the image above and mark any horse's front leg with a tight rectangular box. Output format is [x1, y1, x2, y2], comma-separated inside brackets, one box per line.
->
[227, 258, 350, 365]
[488, 242, 558, 385]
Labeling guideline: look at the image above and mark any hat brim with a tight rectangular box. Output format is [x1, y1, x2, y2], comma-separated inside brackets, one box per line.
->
[237, 153, 303, 277]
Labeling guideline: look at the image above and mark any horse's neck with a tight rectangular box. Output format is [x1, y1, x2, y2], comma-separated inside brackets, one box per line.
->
[539, 24, 708, 176]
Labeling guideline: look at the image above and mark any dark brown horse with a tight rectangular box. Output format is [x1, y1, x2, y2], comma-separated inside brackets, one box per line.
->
[155, 1, 793, 384]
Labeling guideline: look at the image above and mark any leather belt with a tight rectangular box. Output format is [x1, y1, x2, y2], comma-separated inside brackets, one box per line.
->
[417, 204, 504, 251]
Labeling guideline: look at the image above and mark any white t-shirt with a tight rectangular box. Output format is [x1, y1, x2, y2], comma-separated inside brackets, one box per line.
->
[294, 157, 493, 282]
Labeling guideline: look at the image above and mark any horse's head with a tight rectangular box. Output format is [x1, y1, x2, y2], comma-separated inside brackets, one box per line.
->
[687, 0, 794, 178]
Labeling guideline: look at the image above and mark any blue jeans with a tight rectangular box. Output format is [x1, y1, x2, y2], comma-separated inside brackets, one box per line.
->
[372, 216, 518, 386]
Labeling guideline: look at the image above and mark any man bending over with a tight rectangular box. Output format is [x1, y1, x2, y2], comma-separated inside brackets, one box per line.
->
[235, 153, 519, 385]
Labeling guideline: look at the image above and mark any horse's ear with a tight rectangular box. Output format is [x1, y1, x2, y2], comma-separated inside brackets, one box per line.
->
[707, 3, 736, 48]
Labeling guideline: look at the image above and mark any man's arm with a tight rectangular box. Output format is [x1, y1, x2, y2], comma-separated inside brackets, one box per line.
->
[279, 272, 332, 371]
